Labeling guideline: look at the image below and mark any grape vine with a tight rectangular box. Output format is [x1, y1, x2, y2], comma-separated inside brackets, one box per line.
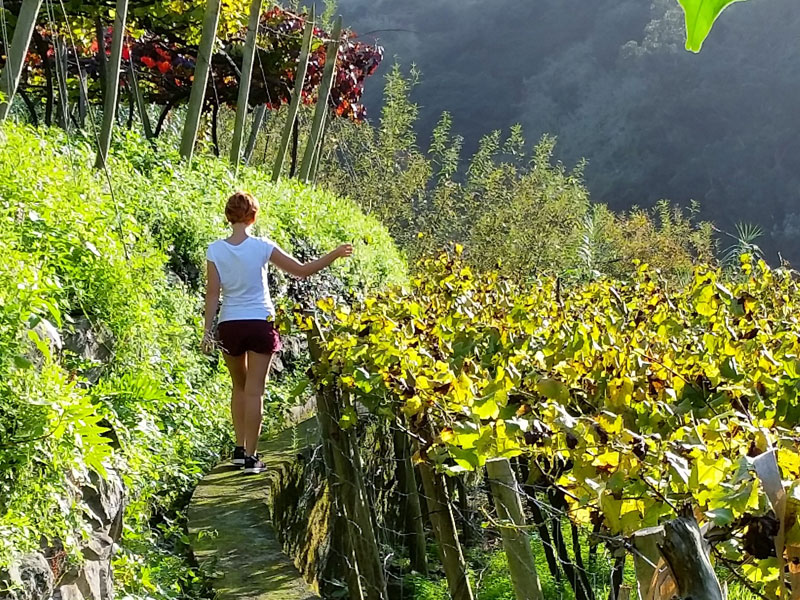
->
[302, 250, 800, 596]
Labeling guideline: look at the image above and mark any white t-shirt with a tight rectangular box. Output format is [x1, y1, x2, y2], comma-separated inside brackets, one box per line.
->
[206, 236, 277, 323]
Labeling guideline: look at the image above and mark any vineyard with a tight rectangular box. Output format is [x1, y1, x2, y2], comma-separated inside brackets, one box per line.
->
[1, 0, 794, 599]
[295, 249, 800, 599]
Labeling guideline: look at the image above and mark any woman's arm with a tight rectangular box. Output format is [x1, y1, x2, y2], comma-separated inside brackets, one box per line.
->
[269, 244, 353, 279]
[202, 260, 221, 353]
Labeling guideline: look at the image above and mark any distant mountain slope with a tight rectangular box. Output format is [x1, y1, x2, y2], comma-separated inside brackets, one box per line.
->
[330, 0, 800, 263]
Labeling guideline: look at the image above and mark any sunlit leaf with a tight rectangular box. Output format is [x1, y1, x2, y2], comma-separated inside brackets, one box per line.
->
[677, 0, 749, 52]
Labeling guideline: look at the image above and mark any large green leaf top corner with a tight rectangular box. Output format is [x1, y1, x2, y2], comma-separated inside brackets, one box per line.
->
[676, 0, 748, 52]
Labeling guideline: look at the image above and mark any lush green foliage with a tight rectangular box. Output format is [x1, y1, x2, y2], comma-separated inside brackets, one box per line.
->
[0, 121, 403, 596]
[318, 66, 715, 282]
[406, 539, 633, 600]
[311, 250, 800, 596]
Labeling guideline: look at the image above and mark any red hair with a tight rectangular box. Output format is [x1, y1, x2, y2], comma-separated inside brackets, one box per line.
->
[225, 191, 259, 224]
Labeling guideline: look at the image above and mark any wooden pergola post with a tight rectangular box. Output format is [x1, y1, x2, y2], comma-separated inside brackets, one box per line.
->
[179, 0, 221, 161]
[94, 0, 129, 168]
[299, 15, 341, 182]
[0, 0, 44, 120]
[486, 458, 543, 600]
[229, 0, 263, 169]
[271, 6, 314, 181]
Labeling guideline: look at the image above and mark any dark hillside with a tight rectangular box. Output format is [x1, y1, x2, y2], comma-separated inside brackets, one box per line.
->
[331, 0, 800, 262]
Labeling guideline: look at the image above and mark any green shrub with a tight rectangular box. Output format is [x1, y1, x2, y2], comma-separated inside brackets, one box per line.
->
[0, 122, 405, 597]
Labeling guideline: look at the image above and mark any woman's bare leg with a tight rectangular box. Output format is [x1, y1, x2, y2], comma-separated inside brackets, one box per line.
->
[223, 353, 248, 447]
[243, 351, 273, 456]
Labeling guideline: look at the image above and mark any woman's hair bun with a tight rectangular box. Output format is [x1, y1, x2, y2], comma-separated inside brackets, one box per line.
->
[225, 191, 259, 224]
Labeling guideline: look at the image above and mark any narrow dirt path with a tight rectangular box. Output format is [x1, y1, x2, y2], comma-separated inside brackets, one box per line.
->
[187, 419, 320, 600]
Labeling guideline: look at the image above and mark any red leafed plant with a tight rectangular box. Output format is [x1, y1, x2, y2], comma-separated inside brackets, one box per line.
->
[2, 6, 383, 125]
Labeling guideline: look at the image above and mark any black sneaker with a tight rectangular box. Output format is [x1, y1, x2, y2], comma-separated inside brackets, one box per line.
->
[231, 446, 246, 467]
[243, 454, 266, 475]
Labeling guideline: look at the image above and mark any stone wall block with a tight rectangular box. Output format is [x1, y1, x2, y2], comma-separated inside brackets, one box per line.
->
[80, 469, 124, 533]
[0, 553, 54, 600]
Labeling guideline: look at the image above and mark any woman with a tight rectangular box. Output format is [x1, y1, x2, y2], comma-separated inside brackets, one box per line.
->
[202, 191, 352, 474]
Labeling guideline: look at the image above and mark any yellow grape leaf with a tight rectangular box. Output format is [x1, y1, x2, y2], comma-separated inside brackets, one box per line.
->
[690, 456, 729, 489]
[474, 396, 500, 420]
[694, 283, 718, 317]
[593, 451, 621, 469]
[779, 449, 800, 478]
[601, 492, 623, 532]
[608, 377, 633, 410]
[415, 375, 431, 390]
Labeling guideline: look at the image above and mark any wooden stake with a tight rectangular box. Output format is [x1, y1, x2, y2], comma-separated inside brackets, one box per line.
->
[632, 526, 664, 600]
[299, 15, 341, 182]
[306, 317, 388, 600]
[243, 103, 266, 164]
[310, 113, 328, 182]
[128, 61, 152, 139]
[94, 0, 129, 168]
[0, 0, 43, 120]
[77, 71, 88, 128]
[95, 17, 107, 94]
[54, 34, 70, 132]
[271, 6, 314, 181]
[229, 0, 263, 169]
[659, 516, 724, 600]
[486, 458, 544, 600]
[179, 0, 221, 161]
[417, 458, 474, 600]
[393, 424, 428, 575]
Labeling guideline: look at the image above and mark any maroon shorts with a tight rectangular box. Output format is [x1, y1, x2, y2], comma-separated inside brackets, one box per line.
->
[215, 320, 282, 356]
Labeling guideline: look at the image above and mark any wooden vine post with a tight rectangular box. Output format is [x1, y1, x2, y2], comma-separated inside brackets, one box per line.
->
[486, 458, 544, 600]
[179, 0, 221, 161]
[632, 526, 665, 600]
[392, 423, 428, 575]
[94, 0, 129, 168]
[306, 317, 388, 600]
[54, 35, 70, 131]
[243, 104, 266, 164]
[229, 0, 263, 169]
[309, 117, 327, 181]
[128, 67, 152, 139]
[95, 17, 108, 95]
[659, 516, 724, 600]
[0, 0, 43, 120]
[299, 15, 342, 182]
[271, 6, 314, 181]
[417, 455, 474, 600]
[632, 515, 724, 600]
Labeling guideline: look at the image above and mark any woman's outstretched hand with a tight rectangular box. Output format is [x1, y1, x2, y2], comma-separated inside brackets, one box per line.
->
[335, 244, 354, 259]
[269, 243, 353, 279]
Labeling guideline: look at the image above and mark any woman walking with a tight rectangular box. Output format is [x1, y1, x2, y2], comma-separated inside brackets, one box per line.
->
[202, 191, 352, 474]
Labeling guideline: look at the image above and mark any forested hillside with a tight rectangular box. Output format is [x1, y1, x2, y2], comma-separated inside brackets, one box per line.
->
[332, 0, 800, 262]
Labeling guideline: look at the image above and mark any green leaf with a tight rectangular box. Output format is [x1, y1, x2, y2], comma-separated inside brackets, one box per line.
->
[13, 355, 33, 369]
[474, 396, 500, 420]
[339, 406, 358, 429]
[677, 0, 748, 52]
[705, 507, 734, 525]
[536, 378, 569, 402]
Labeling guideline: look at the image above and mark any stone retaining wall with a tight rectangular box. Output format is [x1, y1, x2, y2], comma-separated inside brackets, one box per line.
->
[1, 469, 124, 600]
